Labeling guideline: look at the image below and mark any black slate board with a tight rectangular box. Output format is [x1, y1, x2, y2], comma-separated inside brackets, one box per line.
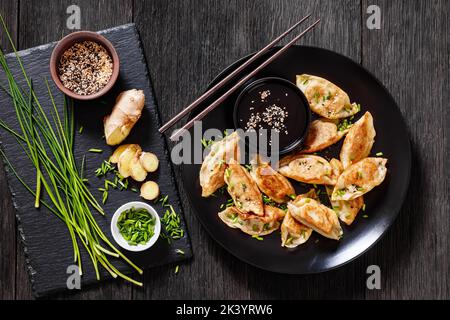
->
[0, 24, 192, 297]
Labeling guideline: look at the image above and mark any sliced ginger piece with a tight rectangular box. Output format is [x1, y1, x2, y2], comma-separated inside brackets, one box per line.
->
[118, 144, 142, 178]
[130, 154, 148, 182]
[140, 152, 159, 172]
[110, 144, 133, 164]
[140, 181, 160, 201]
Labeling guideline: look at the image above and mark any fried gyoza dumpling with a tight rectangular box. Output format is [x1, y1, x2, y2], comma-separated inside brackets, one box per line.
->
[224, 159, 264, 215]
[218, 205, 285, 236]
[278, 154, 338, 185]
[250, 155, 295, 203]
[326, 186, 364, 225]
[292, 188, 319, 202]
[325, 159, 364, 225]
[288, 197, 343, 240]
[200, 132, 240, 197]
[264, 205, 287, 221]
[281, 212, 313, 248]
[331, 157, 387, 201]
[340, 112, 376, 169]
[329, 158, 344, 180]
[296, 74, 360, 119]
[301, 118, 349, 154]
[281, 189, 316, 248]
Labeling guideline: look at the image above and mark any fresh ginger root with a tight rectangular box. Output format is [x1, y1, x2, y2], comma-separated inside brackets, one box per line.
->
[104, 89, 145, 146]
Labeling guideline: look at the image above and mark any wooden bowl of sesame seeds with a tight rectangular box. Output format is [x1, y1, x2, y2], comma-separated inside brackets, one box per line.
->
[50, 31, 119, 100]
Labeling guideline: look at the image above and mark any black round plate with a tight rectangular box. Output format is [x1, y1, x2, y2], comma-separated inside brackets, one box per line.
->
[181, 46, 411, 274]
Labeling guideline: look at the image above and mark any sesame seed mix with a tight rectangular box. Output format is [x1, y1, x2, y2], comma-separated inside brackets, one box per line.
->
[259, 90, 271, 101]
[58, 41, 113, 95]
[245, 104, 289, 134]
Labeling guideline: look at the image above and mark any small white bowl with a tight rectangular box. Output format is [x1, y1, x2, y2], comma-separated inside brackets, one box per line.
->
[111, 201, 161, 252]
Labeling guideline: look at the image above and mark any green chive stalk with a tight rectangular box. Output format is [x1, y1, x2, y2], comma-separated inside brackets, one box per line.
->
[0, 15, 143, 286]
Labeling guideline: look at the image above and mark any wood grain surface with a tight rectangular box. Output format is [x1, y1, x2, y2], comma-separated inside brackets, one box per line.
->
[0, 0, 448, 299]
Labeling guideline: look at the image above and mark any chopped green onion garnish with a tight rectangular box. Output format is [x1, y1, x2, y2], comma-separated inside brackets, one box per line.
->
[200, 138, 213, 148]
[338, 118, 353, 132]
[175, 249, 185, 255]
[159, 195, 184, 243]
[313, 92, 321, 103]
[117, 207, 156, 246]
[89, 148, 103, 153]
[102, 191, 108, 204]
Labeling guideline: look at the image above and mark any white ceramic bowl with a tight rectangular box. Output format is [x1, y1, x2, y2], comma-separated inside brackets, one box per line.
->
[111, 201, 161, 252]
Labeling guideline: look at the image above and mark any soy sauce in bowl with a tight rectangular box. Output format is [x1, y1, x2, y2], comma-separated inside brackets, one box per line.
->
[233, 77, 311, 155]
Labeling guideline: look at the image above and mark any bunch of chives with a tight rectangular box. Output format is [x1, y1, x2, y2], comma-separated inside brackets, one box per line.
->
[0, 15, 142, 286]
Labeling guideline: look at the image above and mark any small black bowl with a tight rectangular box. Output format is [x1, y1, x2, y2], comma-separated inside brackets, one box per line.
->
[233, 77, 311, 155]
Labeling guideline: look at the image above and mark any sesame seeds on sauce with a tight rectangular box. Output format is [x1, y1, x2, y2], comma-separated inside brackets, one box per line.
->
[236, 81, 308, 150]
[58, 41, 113, 95]
[241, 89, 289, 135]
[260, 90, 271, 101]
[244, 103, 289, 135]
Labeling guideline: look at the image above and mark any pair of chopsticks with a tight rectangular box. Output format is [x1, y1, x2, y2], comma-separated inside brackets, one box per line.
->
[160, 15, 321, 141]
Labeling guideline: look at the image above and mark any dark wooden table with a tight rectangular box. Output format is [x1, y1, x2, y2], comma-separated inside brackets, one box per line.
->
[0, 0, 448, 300]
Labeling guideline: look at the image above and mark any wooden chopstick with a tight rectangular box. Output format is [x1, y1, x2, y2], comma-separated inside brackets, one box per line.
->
[158, 14, 312, 134]
[169, 19, 321, 141]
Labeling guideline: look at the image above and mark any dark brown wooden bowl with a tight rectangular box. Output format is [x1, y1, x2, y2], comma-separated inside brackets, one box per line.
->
[49, 31, 120, 100]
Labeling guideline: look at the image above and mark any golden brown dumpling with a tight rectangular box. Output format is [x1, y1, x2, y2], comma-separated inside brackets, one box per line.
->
[200, 132, 240, 197]
[325, 159, 364, 225]
[326, 186, 364, 225]
[281, 189, 316, 248]
[264, 205, 287, 221]
[329, 158, 344, 180]
[340, 112, 376, 169]
[288, 197, 343, 240]
[278, 154, 338, 185]
[218, 205, 285, 236]
[301, 118, 348, 153]
[296, 74, 360, 119]
[281, 212, 313, 248]
[293, 189, 318, 201]
[332, 157, 387, 201]
[250, 155, 295, 203]
[224, 159, 264, 215]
